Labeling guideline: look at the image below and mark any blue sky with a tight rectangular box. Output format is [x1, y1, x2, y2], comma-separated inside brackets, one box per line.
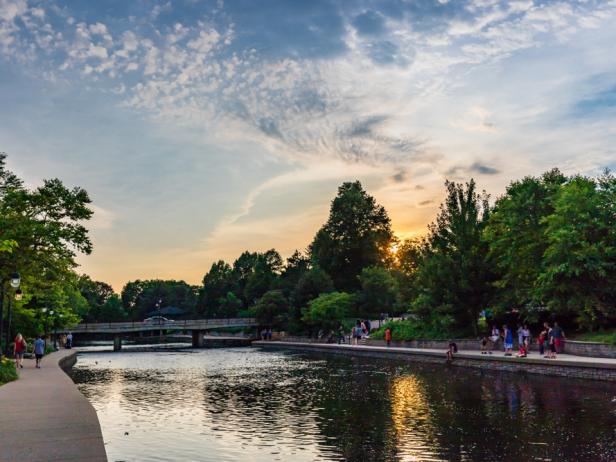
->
[1, 0, 615, 289]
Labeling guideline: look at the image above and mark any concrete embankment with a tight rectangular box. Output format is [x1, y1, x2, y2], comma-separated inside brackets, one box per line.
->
[253, 341, 616, 381]
[0, 349, 107, 462]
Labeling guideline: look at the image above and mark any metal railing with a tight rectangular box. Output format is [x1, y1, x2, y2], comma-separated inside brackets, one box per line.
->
[62, 317, 257, 333]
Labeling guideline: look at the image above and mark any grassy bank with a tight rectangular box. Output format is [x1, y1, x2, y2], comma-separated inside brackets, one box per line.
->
[371, 319, 467, 342]
[0, 358, 18, 386]
[572, 329, 616, 345]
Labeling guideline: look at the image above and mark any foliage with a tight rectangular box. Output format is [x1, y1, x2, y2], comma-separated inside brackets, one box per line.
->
[303, 292, 355, 331]
[120, 279, 198, 320]
[197, 261, 236, 317]
[572, 329, 616, 345]
[0, 357, 18, 386]
[357, 266, 399, 319]
[251, 290, 290, 327]
[410, 180, 493, 336]
[310, 181, 395, 291]
[371, 318, 461, 342]
[484, 169, 566, 314]
[538, 173, 616, 329]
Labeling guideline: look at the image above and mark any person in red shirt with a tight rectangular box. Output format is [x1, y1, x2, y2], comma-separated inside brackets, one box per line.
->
[13, 333, 27, 369]
[385, 327, 392, 347]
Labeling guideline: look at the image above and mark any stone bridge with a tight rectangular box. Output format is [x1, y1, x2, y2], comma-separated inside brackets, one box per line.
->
[60, 317, 258, 351]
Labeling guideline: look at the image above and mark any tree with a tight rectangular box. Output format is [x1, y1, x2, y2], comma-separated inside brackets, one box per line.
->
[538, 173, 616, 329]
[251, 290, 289, 327]
[484, 169, 567, 314]
[197, 261, 236, 317]
[392, 238, 423, 306]
[78, 275, 115, 322]
[310, 181, 395, 291]
[244, 249, 283, 304]
[303, 292, 355, 331]
[277, 250, 311, 298]
[411, 180, 492, 336]
[357, 266, 399, 319]
[120, 279, 198, 320]
[0, 153, 93, 339]
[291, 267, 334, 312]
[97, 294, 127, 322]
[217, 292, 243, 318]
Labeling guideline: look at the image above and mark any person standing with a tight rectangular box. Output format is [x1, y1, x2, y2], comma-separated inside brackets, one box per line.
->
[551, 322, 565, 353]
[34, 335, 45, 368]
[13, 333, 27, 369]
[537, 326, 547, 356]
[522, 324, 531, 352]
[503, 325, 513, 356]
[66, 332, 73, 349]
[517, 325, 524, 348]
[384, 327, 392, 347]
[490, 325, 500, 353]
[353, 321, 362, 345]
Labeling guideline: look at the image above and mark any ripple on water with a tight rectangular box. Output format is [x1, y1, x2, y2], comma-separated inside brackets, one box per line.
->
[71, 348, 616, 462]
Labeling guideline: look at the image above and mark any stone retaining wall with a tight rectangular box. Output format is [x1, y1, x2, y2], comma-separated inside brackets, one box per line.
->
[255, 342, 616, 382]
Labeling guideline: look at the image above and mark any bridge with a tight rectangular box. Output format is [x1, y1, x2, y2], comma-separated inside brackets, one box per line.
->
[60, 317, 258, 351]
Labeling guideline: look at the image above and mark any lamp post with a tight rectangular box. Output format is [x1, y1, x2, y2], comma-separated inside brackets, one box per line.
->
[0, 271, 20, 361]
[6, 289, 23, 356]
[156, 298, 162, 341]
[41, 307, 48, 349]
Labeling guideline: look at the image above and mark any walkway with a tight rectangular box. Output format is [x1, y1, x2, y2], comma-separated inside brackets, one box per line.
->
[253, 341, 616, 380]
[0, 349, 107, 462]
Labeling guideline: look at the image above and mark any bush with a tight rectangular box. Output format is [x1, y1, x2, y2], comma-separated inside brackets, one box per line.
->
[0, 358, 18, 386]
[371, 318, 466, 341]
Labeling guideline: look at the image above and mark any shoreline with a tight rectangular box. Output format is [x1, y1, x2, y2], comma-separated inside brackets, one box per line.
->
[253, 341, 616, 381]
[0, 349, 108, 462]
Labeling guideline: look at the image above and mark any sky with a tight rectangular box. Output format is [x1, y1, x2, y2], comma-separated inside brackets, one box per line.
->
[1, 0, 615, 290]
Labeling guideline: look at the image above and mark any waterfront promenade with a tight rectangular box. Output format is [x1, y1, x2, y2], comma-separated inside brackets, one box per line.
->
[0, 349, 107, 462]
[254, 341, 616, 381]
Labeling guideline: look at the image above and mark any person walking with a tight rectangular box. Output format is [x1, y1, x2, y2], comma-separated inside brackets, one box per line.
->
[537, 326, 548, 356]
[551, 322, 565, 353]
[33, 335, 45, 368]
[384, 327, 392, 347]
[522, 324, 531, 352]
[503, 325, 513, 356]
[352, 320, 362, 345]
[13, 333, 27, 369]
[66, 332, 73, 349]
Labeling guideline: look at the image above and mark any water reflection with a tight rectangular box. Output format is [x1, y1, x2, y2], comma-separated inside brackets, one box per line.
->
[70, 348, 616, 462]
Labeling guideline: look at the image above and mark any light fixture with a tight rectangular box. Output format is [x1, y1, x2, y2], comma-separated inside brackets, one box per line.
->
[9, 272, 20, 289]
[14, 289, 22, 301]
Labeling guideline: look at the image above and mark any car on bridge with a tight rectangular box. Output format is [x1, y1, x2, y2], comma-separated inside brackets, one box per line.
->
[143, 316, 174, 324]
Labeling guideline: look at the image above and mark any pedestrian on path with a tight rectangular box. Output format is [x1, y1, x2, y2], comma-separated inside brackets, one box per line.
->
[13, 333, 27, 369]
[66, 332, 73, 349]
[352, 321, 362, 345]
[517, 325, 524, 348]
[538, 326, 548, 356]
[551, 322, 565, 353]
[385, 327, 392, 347]
[34, 335, 45, 368]
[522, 324, 531, 351]
[503, 325, 513, 356]
[490, 325, 500, 353]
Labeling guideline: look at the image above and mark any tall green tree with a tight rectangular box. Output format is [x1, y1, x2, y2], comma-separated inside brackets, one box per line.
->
[538, 173, 616, 329]
[251, 290, 289, 327]
[120, 279, 198, 320]
[310, 181, 395, 291]
[197, 260, 236, 317]
[484, 169, 566, 314]
[412, 180, 492, 336]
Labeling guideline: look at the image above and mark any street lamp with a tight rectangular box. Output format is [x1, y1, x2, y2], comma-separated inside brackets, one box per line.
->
[0, 271, 20, 360]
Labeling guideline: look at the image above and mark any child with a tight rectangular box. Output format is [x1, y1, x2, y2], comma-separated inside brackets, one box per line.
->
[384, 327, 392, 347]
[446, 341, 458, 361]
[480, 336, 489, 354]
[517, 343, 527, 358]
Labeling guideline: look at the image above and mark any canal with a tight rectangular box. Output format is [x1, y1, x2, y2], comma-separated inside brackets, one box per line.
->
[70, 347, 616, 461]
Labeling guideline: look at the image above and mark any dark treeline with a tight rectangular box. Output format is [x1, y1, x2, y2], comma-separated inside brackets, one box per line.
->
[96, 171, 615, 338]
[2, 150, 614, 340]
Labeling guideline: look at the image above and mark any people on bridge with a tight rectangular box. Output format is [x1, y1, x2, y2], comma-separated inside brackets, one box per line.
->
[34, 335, 45, 368]
[13, 333, 27, 369]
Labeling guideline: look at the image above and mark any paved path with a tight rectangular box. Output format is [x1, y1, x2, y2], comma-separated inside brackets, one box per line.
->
[254, 341, 616, 370]
[0, 349, 107, 462]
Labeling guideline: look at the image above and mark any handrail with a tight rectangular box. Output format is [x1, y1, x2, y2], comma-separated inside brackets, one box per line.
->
[61, 318, 257, 333]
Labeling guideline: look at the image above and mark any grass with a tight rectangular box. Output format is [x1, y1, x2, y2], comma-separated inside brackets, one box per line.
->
[371, 319, 466, 342]
[571, 329, 616, 345]
[0, 357, 18, 386]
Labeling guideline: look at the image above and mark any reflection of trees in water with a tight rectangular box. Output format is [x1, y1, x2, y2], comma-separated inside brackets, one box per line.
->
[74, 353, 616, 462]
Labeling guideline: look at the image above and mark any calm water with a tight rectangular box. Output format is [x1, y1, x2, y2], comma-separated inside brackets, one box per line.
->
[70, 348, 616, 462]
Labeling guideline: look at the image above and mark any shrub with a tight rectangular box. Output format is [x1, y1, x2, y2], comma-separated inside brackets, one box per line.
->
[0, 358, 18, 386]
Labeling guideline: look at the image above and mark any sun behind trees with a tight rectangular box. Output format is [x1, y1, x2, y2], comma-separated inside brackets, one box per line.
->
[2, 149, 615, 342]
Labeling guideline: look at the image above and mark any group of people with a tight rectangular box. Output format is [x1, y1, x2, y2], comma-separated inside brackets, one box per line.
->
[480, 322, 566, 358]
[351, 319, 373, 345]
[260, 328, 273, 340]
[12, 333, 46, 369]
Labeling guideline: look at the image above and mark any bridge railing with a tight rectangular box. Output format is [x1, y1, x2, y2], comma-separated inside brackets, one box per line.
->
[66, 317, 258, 333]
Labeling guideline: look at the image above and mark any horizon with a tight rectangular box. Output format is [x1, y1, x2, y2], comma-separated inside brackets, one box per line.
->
[2, 0, 615, 290]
